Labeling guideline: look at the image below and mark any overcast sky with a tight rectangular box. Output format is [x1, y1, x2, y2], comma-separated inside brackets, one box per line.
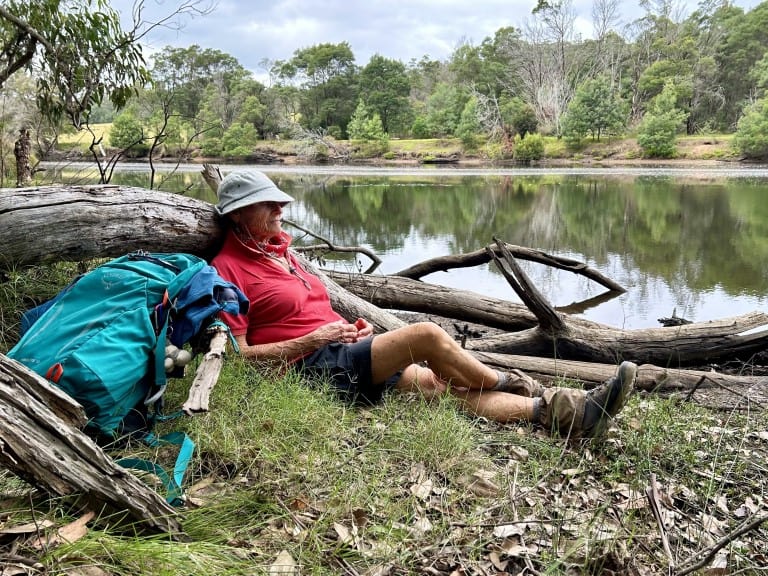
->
[112, 0, 763, 81]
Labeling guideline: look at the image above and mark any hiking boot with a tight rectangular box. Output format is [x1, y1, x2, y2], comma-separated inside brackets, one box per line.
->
[493, 368, 545, 397]
[535, 361, 637, 439]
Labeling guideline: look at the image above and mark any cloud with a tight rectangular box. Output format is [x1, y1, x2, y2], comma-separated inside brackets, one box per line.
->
[112, 0, 762, 79]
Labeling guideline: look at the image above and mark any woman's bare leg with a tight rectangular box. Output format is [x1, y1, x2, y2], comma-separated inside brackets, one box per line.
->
[394, 363, 536, 422]
[370, 322, 497, 389]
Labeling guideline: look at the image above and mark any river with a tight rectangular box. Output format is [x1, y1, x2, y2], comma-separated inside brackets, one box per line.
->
[42, 161, 768, 330]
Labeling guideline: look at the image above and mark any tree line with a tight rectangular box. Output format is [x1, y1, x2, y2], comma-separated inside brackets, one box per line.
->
[2, 0, 768, 184]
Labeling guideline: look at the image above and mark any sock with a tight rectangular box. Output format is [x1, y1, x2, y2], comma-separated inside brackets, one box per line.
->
[531, 398, 541, 424]
[493, 370, 509, 391]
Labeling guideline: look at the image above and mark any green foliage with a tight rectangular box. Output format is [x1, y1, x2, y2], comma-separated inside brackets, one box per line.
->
[456, 96, 481, 149]
[410, 115, 431, 139]
[500, 97, 538, 137]
[109, 112, 148, 156]
[347, 100, 388, 142]
[421, 82, 469, 138]
[273, 42, 359, 135]
[221, 122, 259, 157]
[637, 82, 688, 158]
[359, 55, 412, 136]
[733, 98, 768, 159]
[0, 0, 150, 127]
[561, 76, 627, 147]
[513, 132, 545, 163]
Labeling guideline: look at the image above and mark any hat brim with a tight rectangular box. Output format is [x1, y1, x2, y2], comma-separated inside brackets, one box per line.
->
[215, 187, 295, 215]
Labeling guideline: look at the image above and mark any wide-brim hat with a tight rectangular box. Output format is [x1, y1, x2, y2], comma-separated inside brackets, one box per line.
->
[215, 170, 295, 215]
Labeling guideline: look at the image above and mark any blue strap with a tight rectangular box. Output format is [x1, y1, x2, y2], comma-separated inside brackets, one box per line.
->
[116, 431, 195, 506]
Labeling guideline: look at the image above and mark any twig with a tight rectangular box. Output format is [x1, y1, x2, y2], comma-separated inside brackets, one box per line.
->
[645, 473, 675, 568]
[284, 219, 382, 274]
[674, 513, 768, 576]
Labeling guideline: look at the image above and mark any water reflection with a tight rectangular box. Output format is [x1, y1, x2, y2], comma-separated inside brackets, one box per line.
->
[41, 163, 768, 329]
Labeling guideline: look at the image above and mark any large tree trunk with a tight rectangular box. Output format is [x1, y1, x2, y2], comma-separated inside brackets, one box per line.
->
[13, 128, 32, 187]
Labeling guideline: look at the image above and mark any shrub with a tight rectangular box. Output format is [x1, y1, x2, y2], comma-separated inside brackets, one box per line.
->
[513, 133, 545, 163]
[733, 98, 768, 159]
[109, 112, 149, 156]
[221, 122, 259, 158]
[637, 82, 687, 158]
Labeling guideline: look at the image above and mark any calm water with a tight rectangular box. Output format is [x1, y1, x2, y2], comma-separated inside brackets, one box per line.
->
[45, 162, 768, 330]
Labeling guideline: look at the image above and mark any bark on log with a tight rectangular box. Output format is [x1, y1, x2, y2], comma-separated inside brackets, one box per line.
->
[0, 185, 223, 266]
[0, 354, 183, 535]
[329, 269, 541, 331]
[471, 352, 768, 406]
[465, 311, 768, 366]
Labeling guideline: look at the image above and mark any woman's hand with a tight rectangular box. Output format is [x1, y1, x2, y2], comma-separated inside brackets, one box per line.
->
[353, 318, 374, 340]
[313, 320, 361, 345]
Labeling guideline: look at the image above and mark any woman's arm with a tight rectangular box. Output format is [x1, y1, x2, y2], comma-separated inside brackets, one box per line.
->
[235, 320, 364, 362]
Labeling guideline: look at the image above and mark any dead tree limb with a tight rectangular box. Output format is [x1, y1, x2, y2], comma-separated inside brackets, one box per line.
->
[395, 241, 626, 293]
[470, 353, 768, 398]
[0, 354, 183, 535]
[489, 237, 566, 333]
[0, 184, 223, 266]
[182, 325, 229, 415]
[466, 311, 768, 366]
[286, 218, 382, 273]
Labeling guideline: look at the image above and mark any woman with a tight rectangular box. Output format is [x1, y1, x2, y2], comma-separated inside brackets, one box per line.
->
[212, 170, 637, 439]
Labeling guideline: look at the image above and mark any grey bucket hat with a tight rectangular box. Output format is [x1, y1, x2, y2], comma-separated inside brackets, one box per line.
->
[215, 170, 295, 215]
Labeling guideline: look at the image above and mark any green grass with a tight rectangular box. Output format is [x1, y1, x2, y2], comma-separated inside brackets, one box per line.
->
[2, 264, 768, 574]
[57, 123, 112, 153]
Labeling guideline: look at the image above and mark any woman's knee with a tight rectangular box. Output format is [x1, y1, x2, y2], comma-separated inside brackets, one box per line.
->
[407, 322, 455, 354]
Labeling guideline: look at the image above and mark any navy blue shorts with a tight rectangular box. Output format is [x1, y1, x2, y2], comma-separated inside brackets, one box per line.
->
[297, 338, 400, 405]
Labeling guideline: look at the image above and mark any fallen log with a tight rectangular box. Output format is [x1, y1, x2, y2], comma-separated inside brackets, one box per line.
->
[472, 352, 768, 408]
[328, 270, 610, 332]
[2, 184, 767, 367]
[0, 354, 183, 535]
[465, 311, 768, 366]
[0, 184, 223, 266]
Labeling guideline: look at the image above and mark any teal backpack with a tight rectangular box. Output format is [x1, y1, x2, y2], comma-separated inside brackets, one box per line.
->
[7, 251, 247, 504]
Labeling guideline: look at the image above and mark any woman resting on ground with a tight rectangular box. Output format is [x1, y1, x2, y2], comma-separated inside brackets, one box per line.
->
[212, 170, 637, 439]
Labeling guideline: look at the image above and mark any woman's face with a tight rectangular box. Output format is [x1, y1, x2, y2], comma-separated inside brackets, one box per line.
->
[233, 201, 287, 241]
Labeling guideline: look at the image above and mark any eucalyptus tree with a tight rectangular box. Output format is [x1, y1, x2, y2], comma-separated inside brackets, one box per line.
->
[150, 45, 246, 123]
[0, 0, 146, 129]
[273, 42, 359, 136]
[359, 55, 412, 136]
[0, 0, 212, 129]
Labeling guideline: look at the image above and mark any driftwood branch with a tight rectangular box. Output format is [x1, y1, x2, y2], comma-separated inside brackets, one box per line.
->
[0, 354, 183, 535]
[489, 237, 566, 333]
[395, 242, 626, 293]
[182, 327, 229, 415]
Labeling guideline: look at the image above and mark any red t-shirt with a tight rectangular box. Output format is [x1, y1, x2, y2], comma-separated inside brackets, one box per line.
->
[212, 230, 345, 351]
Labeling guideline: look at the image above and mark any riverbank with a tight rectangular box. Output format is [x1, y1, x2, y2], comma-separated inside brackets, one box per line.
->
[240, 133, 746, 168]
